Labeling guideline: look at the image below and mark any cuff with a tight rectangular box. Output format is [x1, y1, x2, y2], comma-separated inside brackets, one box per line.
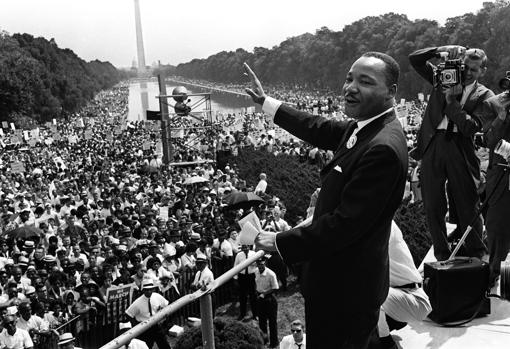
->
[262, 96, 282, 120]
[274, 232, 283, 260]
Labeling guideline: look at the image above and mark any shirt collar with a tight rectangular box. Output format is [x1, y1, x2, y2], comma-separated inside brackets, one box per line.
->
[356, 107, 394, 132]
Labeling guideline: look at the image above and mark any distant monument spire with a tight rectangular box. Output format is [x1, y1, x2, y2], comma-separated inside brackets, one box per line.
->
[134, 0, 146, 75]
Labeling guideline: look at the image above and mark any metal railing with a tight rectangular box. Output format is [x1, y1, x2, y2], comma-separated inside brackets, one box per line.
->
[100, 250, 265, 349]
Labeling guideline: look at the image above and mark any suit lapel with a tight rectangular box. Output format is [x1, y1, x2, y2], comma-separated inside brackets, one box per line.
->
[321, 111, 395, 176]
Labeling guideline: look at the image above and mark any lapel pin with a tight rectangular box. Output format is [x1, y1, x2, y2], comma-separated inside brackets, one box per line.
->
[346, 134, 357, 149]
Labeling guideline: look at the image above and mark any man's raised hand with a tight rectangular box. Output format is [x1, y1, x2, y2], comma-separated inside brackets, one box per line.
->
[243, 62, 266, 105]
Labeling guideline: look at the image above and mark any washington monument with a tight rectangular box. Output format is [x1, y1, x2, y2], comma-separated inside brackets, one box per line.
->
[134, 0, 146, 74]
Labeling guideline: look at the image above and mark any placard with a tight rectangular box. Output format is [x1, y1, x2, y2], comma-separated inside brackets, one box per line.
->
[10, 162, 25, 173]
[142, 142, 152, 150]
[1, 121, 7, 128]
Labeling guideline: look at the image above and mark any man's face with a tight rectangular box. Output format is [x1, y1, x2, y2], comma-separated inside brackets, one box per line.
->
[463, 57, 485, 86]
[291, 324, 304, 342]
[4, 317, 17, 335]
[342, 56, 395, 120]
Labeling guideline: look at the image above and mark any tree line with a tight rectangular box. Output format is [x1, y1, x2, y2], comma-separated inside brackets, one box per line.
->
[173, 0, 510, 99]
[0, 32, 128, 126]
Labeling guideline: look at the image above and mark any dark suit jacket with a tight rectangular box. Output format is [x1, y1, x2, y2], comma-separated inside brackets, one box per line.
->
[409, 47, 494, 181]
[480, 93, 510, 204]
[273, 104, 408, 343]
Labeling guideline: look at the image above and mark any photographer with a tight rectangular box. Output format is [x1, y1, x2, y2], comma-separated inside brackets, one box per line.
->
[480, 84, 510, 285]
[409, 46, 494, 261]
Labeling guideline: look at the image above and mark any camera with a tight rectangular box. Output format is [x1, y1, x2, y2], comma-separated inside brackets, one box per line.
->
[495, 139, 510, 160]
[433, 52, 465, 88]
[499, 71, 510, 91]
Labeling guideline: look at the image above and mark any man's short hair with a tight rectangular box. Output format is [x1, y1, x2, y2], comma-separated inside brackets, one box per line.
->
[291, 319, 304, 329]
[465, 48, 488, 68]
[362, 52, 400, 87]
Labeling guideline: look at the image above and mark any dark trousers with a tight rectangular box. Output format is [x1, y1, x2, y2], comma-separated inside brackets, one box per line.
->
[487, 179, 510, 282]
[421, 133, 486, 260]
[258, 294, 278, 347]
[139, 324, 172, 349]
[306, 299, 379, 349]
[238, 273, 257, 317]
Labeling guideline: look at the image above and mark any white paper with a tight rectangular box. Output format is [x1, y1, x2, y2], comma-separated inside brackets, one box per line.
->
[237, 211, 262, 232]
[239, 221, 260, 245]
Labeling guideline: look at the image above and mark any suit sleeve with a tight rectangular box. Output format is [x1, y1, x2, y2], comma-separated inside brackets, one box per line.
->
[274, 104, 350, 151]
[275, 145, 403, 263]
[409, 47, 438, 85]
[481, 97, 510, 149]
[444, 88, 495, 137]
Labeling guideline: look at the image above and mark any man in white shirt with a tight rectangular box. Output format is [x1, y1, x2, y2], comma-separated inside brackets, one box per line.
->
[234, 245, 258, 321]
[254, 173, 267, 195]
[376, 221, 432, 348]
[16, 302, 50, 341]
[125, 279, 171, 349]
[191, 255, 214, 290]
[255, 257, 279, 349]
[279, 320, 306, 349]
[0, 315, 33, 349]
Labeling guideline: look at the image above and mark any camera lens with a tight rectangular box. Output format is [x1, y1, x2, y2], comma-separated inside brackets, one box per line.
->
[499, 77, 510, 91]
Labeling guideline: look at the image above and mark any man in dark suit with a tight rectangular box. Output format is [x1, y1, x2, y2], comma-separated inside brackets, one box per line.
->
[409, 46, 494, 261]
[245, 52, 408, 349]
[480, 91, 510, 284]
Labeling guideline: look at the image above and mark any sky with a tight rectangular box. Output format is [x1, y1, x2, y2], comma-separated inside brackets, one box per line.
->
[0, 0, 493, 68]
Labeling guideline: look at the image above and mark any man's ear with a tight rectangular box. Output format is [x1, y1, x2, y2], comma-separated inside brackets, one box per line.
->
[387, 84, 397, 101]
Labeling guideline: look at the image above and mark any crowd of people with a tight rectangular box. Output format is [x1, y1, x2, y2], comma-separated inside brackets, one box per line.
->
[0, 81, 299, 348]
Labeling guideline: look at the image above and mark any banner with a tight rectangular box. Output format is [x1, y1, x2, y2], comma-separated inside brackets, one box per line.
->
[105, 283, 134, 325]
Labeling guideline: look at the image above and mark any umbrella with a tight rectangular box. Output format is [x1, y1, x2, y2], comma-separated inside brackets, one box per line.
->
[183, 176, 209, 185]
[224, 191, 264, 210]
[3, 225, 42, 239]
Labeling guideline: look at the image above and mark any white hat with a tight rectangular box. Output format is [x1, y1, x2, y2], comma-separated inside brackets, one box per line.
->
[119, 322, 132, 330]
[141, 279, 157, 290]
[58, 333, 75, 345]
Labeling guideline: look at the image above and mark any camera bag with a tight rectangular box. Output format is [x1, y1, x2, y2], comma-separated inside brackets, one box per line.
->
[424, 257, 490, 324]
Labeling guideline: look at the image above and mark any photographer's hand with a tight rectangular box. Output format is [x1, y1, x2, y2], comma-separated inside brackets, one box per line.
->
[443, 84, 463, 104]
[437, 45, 466, 59]
[243, 63, 266, 105]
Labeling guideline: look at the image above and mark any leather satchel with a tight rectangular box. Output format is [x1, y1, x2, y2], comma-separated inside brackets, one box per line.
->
[424, 257, 490, 324]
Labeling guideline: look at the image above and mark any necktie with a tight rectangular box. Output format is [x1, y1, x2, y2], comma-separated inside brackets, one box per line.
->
[244, 251, 249, 274]
[148, 296, 153, 316]
[296, 344, 302, 349]
[445, 90, 463, 141]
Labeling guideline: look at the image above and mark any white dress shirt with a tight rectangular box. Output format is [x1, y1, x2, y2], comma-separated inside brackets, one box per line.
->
[125, 293, 169, 322]
[279, 334, 306, 349]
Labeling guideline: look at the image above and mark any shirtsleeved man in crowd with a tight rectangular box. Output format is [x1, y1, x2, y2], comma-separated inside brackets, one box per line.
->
[125, 279, 171, 349]
[480, 90, 510, 285]
[246, 51, 408, 349]
[255, 257, 279, 349]
[279, 320, 306, 349]
[0, 315, 33, 349]
[409, 46, 494, 261]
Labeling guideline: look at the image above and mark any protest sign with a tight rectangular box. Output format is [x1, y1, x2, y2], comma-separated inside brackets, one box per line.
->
[1, 121, 7, 128]
[10, 162, 25, 173]
[105, 283, 134, 324]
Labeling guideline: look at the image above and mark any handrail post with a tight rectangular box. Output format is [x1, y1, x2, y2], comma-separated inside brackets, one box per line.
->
[200, 293, 215, 349]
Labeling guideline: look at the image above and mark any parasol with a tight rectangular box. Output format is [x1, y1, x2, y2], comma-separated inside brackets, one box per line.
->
[224, 191, 264, 210]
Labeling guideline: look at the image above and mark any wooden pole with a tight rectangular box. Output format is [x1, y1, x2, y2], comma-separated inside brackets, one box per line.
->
[158, 74, 172, 163]
[200, 294, 215, 349]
